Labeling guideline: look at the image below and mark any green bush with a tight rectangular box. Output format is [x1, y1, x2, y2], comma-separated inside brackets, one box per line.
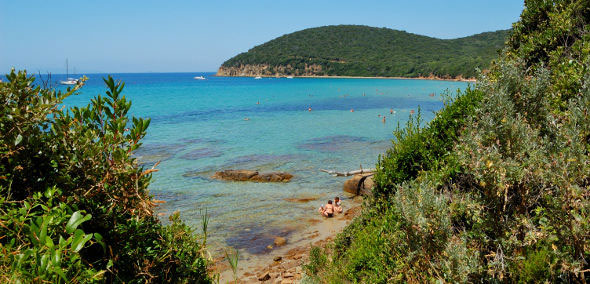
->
[0, 186, 102, 283]
[373, 86, 483, 197]
[0, 70, 211, 282]
[308, 0, 590, 282]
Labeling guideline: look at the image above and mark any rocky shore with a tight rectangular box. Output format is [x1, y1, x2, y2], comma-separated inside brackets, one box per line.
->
[216, 65, 476, 82]
[214, 203, 363, 283]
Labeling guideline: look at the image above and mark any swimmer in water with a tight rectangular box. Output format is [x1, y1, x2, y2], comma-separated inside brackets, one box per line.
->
[382, 116, 386, 123]
[334, 197, 343, 214]
[378, 114, 381, 118]
[390, 108, 393, 114]
[244, 117, 250, 121]
[350, 109, 354, 112]
[308, 106, 312, 112]
[318, 200, 335, 218]
[256, 100, 260, 105]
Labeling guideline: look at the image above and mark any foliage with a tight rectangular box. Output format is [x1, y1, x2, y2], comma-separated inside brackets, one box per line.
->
[221, 25, 509, 78]
[373, 87, 483, 197]
[306, 0, 590, 282]
[0, 186, 102, 283]
[303, 246, 328, 277]
[0, 70, 211, 282]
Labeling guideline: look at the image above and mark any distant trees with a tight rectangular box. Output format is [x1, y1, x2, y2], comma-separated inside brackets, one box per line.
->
[222, 25, 509, 78]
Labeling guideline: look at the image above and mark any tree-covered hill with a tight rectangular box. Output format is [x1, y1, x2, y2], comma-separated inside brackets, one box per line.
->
[218, 25, 509, 78]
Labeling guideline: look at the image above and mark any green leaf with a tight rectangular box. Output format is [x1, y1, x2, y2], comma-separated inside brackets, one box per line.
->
[71, 229, 92, 252]
[14, 134, 22, 146]
[66, 211, 91, 234]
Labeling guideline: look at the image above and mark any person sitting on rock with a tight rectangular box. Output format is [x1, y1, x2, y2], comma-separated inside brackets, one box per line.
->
[318, 200, 335, 217]
[334, 197, 343, 214]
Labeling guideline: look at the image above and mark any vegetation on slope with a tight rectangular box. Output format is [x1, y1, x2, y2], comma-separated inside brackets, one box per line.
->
[220, 25, 509, 78]
[304, 0, 590, 282]
[0, 72, 212, 283]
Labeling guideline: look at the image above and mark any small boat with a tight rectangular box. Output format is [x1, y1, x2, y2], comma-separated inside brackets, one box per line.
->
[194, 76, 206, 80]
[254, 76, 262, 79]
[286, 76, 294, 79]
[60, 59, 78, 85]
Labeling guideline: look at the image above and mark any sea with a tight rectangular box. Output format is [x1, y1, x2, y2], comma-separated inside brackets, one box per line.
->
[48, 72, 468, 255]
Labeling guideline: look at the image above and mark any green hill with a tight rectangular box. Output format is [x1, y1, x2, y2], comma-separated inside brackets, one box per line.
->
[218, 25, 509, 78]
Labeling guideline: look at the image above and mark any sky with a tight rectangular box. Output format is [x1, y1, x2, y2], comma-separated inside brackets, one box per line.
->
[0, 0, 524, 74]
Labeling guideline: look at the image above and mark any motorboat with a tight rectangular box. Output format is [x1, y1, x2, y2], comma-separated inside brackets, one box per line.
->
[254, 76, 262, 79]
[286, 76, 294, 79]
[194, 76, 206, 80]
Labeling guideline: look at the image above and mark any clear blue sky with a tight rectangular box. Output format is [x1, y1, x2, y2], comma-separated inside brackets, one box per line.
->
[0, 0, 524, 73]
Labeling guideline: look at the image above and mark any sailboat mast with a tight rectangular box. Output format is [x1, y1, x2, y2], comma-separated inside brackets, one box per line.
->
[66, 58, 69, 78]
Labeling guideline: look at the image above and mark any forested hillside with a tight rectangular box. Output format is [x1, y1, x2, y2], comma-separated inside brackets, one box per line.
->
[218, 25, 509, 78]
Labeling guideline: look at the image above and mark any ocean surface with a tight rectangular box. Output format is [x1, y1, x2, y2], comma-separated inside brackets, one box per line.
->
[51, 72, 468, 254]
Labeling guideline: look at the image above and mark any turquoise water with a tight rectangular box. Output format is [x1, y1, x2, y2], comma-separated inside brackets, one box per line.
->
[59, 72, 468, 253]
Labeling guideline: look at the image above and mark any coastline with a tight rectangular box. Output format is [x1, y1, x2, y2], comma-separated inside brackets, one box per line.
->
[215, 198, 363, 283]
[214, 74, 476, 82]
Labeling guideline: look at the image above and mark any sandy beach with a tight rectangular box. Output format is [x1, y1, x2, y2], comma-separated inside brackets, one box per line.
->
[214, 197, 363, 283]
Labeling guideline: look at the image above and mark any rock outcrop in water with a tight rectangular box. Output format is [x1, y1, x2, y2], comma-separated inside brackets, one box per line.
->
[212, 170, 293, 182]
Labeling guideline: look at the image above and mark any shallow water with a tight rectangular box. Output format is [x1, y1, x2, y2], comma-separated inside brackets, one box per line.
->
[58, 72, 468, 255]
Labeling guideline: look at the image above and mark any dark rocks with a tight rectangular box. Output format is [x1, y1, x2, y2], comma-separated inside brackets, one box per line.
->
[258, 271, 271, 281]
[273, 256, 282, 262]
[212, 170, 293, 182]
[343, 174, 374, 195]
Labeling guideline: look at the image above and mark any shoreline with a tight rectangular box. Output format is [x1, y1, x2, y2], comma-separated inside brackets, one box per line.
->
[214, 198, 363, 283]
[214, 74, 476, 82]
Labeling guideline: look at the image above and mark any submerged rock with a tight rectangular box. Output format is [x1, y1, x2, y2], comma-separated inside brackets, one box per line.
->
[274, 237, 287, 246]
[343, 174, 374, 195]
[180, 147, 223, 160]
[211, 170, 293, 182]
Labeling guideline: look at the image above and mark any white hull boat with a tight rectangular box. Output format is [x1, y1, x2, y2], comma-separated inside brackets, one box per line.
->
[60, 59, 78, 85]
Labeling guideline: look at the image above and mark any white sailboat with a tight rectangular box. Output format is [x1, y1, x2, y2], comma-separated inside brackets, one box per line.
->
[60, 59, 78, 85]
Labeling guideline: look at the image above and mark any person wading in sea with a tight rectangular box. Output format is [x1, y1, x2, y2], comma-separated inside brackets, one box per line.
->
[334, 197, 343, 214]
[318, 200, 335, 217]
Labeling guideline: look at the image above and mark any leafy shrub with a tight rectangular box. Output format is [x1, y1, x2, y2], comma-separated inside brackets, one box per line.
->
[0, 186, 102, 283]
[303, 246, 328, 276]
[309, 0, 590, 282]
[373, 86, 483, 197]
[0, 70, 211, 282]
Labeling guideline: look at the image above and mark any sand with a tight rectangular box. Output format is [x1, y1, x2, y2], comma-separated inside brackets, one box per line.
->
[214, 197, 363, 283]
